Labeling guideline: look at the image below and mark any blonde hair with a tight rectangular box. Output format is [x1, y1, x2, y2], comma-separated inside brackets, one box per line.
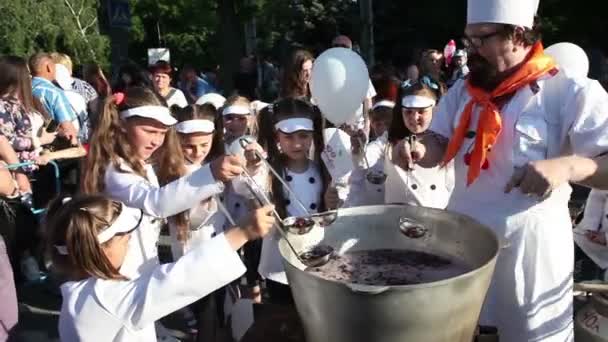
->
[46, 195, 127, 281]
[50, 52, 73, 73]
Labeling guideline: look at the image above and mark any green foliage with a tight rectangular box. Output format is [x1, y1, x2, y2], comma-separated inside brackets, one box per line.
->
[0, 0, 110, 68]
[128, 0, 220, 68]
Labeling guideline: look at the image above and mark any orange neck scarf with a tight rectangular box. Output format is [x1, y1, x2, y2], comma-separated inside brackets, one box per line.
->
[441, 42, 556, 185]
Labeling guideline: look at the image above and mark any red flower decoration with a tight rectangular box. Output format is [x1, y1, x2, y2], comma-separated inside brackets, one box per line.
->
[113, 92, 126, 106]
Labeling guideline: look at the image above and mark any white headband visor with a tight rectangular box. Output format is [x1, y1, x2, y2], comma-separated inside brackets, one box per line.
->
[120, 105, 177, 126]
[222, 105, 251, 116]
[175, 119, 215, 134]
[401, 95, 436, 109]
[97, 204, 143, 244]
[196, 93, 226, 109]
[372, 100, 396, 110]
[274, 118, 314, 134]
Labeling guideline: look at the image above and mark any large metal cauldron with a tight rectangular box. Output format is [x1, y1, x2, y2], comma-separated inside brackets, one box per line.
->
[279, 205, 499, 342]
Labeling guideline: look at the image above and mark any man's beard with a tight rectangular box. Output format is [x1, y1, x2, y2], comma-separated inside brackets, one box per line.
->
[467, 53, 500, 91]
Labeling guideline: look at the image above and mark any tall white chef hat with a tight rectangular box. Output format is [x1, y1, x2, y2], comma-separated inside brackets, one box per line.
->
[467, 0, 540, 28]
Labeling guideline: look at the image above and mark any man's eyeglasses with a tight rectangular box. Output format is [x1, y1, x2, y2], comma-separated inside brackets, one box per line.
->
[332, 44, 351, 49]
[462, 30, 504, 49]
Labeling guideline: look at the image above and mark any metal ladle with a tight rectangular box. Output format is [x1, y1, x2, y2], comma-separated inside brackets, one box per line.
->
[356, 136, 387, 185]
[239, 166, 334, 268]
[399, 217, 428, 239]
[239, 138, 338, 234]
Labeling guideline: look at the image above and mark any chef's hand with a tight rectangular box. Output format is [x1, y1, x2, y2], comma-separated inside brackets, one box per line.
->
[504, 159, 572, 197]
[211, 155, 245, 182]
[243, 142, 266, 170]
[392, 137, 426, 171]
[324, 186, 343, 210]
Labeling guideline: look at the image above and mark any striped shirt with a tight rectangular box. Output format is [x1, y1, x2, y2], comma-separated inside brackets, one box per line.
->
[72, 78, 98, 104]
[32, 77, 77, 123]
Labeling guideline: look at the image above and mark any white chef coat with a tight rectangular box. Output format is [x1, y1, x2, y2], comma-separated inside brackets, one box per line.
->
[430, 71, 608, 342]
[577, 189, 608, 233]
[384, 153, 454, 209]
[104, 160, 225, 278]
[258, 162, 323, 284]
[168, 163, 228, 260]
[350, 132, 454, 208]
[348, 132, 388, 206]
[59, 233, 246, 342]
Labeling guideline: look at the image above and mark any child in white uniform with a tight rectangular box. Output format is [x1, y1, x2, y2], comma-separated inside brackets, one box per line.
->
[170, 103, 229, 339]
[221, 95, 268, 302]
[81, 87, 246, 340]
[171, 104, 228, 258]
[349, 100, 395, 205]
[48, 194, 274, 342]
[256, 98, 333, 304]
[384, 83, 454, 208]
[82, 87, 245, 277]
[222, 95, 258, 227]
[574, 189, 608, 279]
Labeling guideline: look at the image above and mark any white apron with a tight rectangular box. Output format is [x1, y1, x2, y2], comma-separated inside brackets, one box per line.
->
[428, 72, 608, 341]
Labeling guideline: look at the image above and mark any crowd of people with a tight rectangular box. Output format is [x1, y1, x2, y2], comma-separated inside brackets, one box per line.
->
[1, 0, 608, 341]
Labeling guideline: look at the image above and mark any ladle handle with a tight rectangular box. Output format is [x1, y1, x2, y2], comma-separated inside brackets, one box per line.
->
[574, 282, 608, 294]
[240, 168, 282, 222]
[239, 168, 308, 264]
[239, 138, 311, 216]
[356, 136, 371, 170]
[216, 197, 237, 227]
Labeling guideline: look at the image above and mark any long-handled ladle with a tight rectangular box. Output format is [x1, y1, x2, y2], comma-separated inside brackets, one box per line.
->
[239, 166, 334, 268]
[239, 138, 338, 233]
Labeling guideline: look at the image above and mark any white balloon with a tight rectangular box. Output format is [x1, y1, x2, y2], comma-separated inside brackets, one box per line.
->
[545, 42, 589, 78]
[196, 93, 226, 109]
[310, 48, 370, 126]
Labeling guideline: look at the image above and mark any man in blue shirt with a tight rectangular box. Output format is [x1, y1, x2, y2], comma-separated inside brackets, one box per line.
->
[179, 65, 217, 103]
[29, 53, 78, 145]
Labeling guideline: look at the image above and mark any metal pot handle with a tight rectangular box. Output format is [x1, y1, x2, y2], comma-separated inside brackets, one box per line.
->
[346, 284, 390, 295]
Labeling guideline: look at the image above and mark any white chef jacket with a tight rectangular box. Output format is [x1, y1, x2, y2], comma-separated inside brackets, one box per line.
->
[59, 233, 246, 342]
[430, 71, 608, 342]
[258, 162, 323, 284]
[577, 190, 608, 233]
[349, 132, 454, 208]
[348, 132, 389, 206]
[384, 155, 454, 209]
[168, 163, 228, 260]
[104, 160, 225, 277]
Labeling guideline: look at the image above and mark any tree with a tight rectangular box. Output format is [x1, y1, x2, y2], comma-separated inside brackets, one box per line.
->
[0, 0, 109, 68]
